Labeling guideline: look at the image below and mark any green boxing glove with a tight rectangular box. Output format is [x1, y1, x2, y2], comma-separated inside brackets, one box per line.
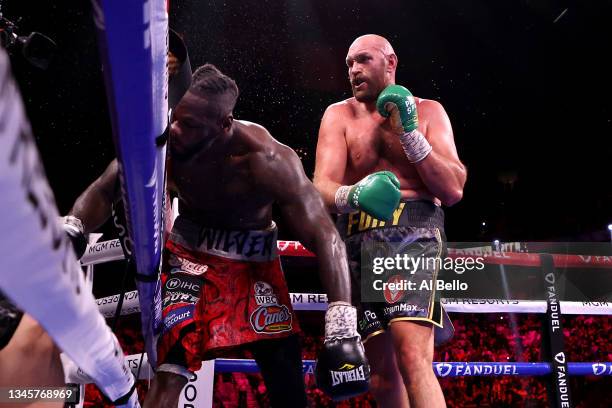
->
[376, 84, 418, 133]
[335, 171, 401, 221]
[376, 85, 432, 163]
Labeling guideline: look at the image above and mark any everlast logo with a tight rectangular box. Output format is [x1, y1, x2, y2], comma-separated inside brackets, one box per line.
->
[198, 228, 275, 259]
[330, 364, 366, 386]
[346, 203, 406, 236]
[250, 304, 292, 333]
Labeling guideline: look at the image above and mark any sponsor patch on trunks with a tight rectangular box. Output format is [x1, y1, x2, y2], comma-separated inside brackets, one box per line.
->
[249, 281, 292, 334]
[163, 291, 199, 308]
[165, 274, 202, 296]
[384, 274, 405, 304]
[163, 305, 194, 333]
[168, 254, 208, 276]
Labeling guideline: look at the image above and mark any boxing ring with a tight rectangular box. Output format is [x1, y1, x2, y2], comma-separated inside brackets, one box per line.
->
[83, 2, 610, 406]
[76, 238, 612, 406]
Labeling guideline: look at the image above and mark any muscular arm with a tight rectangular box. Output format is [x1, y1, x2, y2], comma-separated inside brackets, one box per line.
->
[414, 101, 467, 206]
[254, 136, 351, 303]
[68, 159, 120, 233]
[313, 105, 348, 212]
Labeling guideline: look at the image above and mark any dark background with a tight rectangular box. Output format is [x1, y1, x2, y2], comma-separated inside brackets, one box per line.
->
[4, 0, 612, 242]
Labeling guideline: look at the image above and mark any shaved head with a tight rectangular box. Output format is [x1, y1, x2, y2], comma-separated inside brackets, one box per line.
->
[348, 34, 395, 57]
[346, 34, 398, 103]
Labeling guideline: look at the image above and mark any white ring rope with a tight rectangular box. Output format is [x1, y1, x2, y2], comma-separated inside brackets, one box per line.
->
[82, 239, 612, 269]
[95, 289, 612, 317]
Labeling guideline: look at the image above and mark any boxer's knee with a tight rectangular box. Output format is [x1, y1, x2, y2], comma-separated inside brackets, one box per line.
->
[0, 314, 64, 388]
[13, 315, 58, 357]
[390, 321, 435, 382]
[395, 345, 433, 381]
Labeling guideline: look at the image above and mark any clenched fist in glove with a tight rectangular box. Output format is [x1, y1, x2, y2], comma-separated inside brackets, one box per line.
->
[315, 302, 370, 401]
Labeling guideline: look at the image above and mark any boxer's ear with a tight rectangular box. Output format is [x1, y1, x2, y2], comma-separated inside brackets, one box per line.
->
[221, 114, 233, 133]
[387, 53, 398, 72]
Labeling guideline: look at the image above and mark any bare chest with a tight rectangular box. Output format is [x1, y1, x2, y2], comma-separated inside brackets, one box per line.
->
[344, 115, 424, 183]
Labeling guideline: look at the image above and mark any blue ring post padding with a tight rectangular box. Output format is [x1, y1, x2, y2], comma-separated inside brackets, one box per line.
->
[94, 0, 167, 279]
[93, 0, 168, 368]
[214, 359, 612, 377]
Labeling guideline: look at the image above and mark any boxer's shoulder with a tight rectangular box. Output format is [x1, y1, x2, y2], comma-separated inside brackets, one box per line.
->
[232, 120, 295, 172]
[234, 119, 278, 153]
[413, 97, 445, 117]
[326, 98, 357, 117]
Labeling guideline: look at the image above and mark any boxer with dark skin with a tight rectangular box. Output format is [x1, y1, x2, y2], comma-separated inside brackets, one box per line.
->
[141, 64, 368, 407]
[0, 43, 189, 406]
[314, 34, 467, 408]
[67, 64, 367, 407]
[166, 66, 351, 301]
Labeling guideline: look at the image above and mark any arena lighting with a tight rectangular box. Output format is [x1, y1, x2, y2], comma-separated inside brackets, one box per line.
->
[493, 239, 500, 251]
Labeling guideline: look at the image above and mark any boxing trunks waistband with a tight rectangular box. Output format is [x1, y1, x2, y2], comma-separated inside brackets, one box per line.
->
[336, 199, 445, 238]
[169, 216, 278, 262]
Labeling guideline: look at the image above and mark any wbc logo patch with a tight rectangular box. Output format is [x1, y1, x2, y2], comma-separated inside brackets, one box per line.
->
[249, 281, 292, 334]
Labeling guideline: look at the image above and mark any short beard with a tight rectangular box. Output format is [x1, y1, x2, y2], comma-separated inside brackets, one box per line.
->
[353, 89, 377, 103]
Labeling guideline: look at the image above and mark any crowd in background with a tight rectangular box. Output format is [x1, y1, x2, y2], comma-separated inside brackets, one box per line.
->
[83, 314, 611, 407]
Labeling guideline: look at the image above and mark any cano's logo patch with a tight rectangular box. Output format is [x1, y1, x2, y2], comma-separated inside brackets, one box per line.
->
[249, 281, 292, 334]
[250, 304, 292, 334]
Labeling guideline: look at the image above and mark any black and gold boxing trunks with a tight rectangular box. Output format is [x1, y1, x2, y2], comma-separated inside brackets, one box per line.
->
[337, 200, 454, 344]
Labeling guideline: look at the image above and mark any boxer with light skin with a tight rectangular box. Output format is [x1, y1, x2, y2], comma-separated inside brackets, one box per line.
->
[314, 34, 467, 407]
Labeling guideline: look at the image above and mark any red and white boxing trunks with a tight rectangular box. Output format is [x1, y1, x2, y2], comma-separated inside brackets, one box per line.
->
[157, 216, 300, 375]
